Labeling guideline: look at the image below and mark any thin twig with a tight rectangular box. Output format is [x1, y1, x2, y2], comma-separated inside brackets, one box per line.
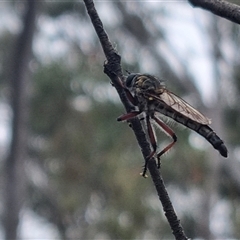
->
[189, 0, 240, 24]
[83, 0, 188, 239]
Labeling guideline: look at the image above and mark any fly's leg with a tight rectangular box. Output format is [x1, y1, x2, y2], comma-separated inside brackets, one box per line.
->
[152, 115, 177, 168]
[140, 115, 158, 178]
[115, 75, 140, 123]
[118, 110, 150, 178]
[146, 115, 157, 159]
[117, 110, 141, 121]
[115, 76, 137, 106]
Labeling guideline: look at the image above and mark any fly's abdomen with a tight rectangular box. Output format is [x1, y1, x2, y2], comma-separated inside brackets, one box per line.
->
[182, 118, 228, 158]
[155, 102, 228, 157]
[197, 125, 228, 157]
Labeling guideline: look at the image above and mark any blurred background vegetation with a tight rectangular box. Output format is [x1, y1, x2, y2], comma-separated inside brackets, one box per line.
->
[1, 0, 240, 239]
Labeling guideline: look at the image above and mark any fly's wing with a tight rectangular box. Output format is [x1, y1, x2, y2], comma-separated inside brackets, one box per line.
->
[149, 89, 211, 125]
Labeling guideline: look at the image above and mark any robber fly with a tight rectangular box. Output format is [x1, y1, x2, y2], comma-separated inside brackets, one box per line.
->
[117, 73, 228, 177]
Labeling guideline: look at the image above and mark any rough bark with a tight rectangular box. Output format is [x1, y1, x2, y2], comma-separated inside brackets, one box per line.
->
[189, 0, 240, 24]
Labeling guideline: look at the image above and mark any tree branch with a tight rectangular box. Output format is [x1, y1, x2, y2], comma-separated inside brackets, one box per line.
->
[189, 0, 240, 24]
[83, 0, 188, 239]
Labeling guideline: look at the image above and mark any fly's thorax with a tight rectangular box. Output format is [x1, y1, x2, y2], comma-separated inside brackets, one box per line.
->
[135, 92, 149, 112]
[134, 89, 163, 114]
[135, 75, 164, 92]
[126, 73, 164, 92]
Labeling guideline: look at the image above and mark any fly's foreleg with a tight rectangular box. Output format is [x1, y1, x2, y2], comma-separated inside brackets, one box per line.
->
[152, 115, 177, 168]
[115, 76, 137, 106]
[117, 110, 141, 121]
[115, 75, 140, 122]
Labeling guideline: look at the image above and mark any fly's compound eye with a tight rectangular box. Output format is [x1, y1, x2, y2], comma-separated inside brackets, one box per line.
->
[125, 73, 139, 88]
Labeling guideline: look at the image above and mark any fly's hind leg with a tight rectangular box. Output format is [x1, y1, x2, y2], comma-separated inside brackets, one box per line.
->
[140, 115, 158, 178]
[152, 115, 177, 168]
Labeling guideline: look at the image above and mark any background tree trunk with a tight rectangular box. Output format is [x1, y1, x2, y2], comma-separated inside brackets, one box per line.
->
[3, 1, 38, 239]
